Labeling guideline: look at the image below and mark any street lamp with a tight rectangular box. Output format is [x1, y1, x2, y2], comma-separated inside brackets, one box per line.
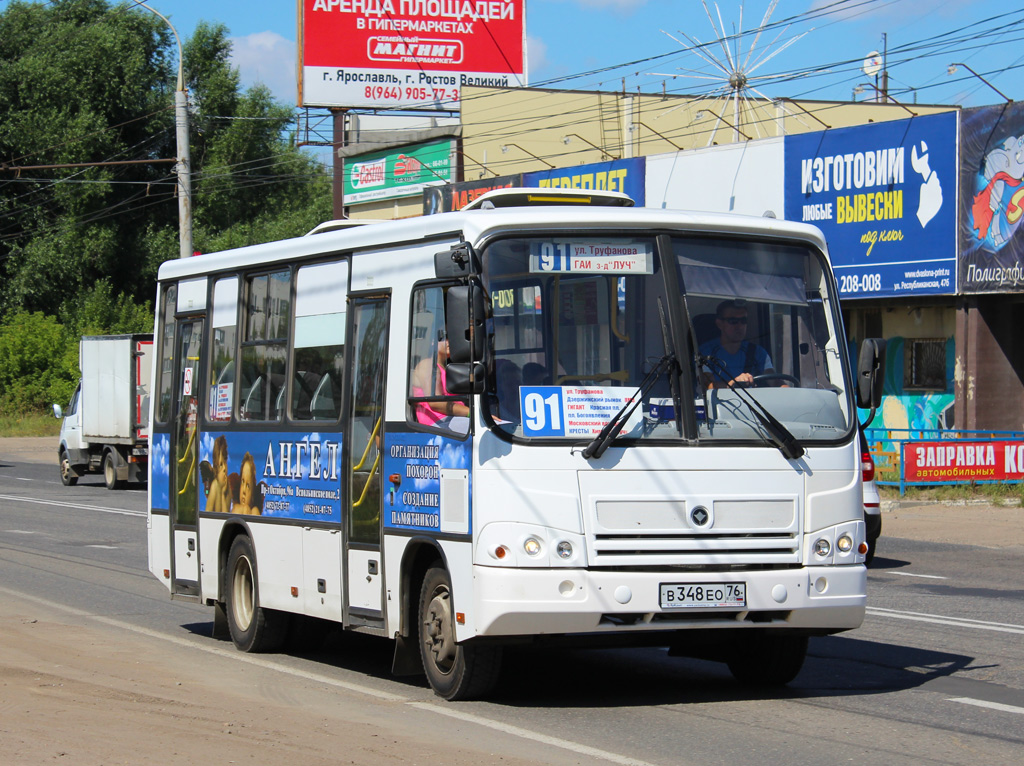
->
[134, 2, 192, 259]
[632, 121, 683, 151]
[947, 63, 1012, 104]
[561, 133, 619, 160]
[853, 82, 917, 116]
[694, 109, 752, 144]
[500, 143, 555, 169]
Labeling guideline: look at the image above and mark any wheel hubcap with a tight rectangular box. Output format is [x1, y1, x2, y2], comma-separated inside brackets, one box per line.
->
[231, 556, 255, 630]
[423, 587, 455, 672]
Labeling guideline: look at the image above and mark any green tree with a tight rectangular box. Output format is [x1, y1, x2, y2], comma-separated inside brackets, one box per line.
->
[0, 1, 331, 414]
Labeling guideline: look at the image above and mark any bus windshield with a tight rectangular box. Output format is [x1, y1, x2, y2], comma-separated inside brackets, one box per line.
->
[481, 233, 852, 445]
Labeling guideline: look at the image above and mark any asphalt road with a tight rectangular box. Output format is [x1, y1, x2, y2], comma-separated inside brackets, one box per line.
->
[1, 455, 1022, 765]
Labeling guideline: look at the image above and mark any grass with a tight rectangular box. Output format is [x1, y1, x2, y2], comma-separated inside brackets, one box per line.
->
[878, 481, 1024, 506]
[0, 411, 61, 438]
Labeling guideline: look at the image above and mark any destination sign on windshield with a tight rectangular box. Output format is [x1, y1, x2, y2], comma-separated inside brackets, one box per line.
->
[529, 241, 653, 275]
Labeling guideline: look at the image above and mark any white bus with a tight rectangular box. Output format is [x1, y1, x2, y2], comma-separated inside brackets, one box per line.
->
[147, 189, 883, 700]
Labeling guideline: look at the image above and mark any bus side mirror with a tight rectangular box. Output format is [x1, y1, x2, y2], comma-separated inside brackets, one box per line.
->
[446, 285, 485, 363]
[856, 338, 886, 409]
[446, 362, 486, 395]
[434, 244, 478, 279]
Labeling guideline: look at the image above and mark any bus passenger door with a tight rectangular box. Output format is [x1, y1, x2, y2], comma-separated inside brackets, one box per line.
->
[170, 319, 204, 596]
[344, 296, 389, 625]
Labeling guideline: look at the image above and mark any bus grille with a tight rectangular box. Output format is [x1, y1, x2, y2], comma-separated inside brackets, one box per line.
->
[589, 531, 801, 567]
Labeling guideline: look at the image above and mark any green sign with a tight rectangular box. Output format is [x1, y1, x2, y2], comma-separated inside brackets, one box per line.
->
[343, 140, 453, 204]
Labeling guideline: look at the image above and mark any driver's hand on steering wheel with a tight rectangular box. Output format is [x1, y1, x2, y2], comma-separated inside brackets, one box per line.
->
[728, 372, 754, 387]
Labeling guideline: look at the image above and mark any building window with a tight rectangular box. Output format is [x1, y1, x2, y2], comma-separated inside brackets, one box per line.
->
[907, 338, 946, 389]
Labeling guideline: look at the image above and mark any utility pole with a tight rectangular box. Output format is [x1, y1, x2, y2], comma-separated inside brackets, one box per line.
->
[135, 2, 192, 258]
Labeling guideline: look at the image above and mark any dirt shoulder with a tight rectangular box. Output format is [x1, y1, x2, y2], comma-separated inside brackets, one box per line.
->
[881, 500, 1023, 549]
[0, 436, 55, 465]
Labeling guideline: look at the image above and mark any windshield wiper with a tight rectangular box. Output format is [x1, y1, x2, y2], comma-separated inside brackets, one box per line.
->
[581, 353, 674, 460]
[699, 355, 805, 460]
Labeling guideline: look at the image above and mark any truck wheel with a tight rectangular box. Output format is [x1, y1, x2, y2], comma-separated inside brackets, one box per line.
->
[225, 536, 288, 653]
[59, 450, 77, 486]
[418, 565, 502, 700]
[727, 634, 807, 687]
[103, 451, 122, 490]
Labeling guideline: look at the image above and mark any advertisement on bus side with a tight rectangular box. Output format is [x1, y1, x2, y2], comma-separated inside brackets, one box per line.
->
[197, 431, 343, 522]
[383, 430, 471, 534]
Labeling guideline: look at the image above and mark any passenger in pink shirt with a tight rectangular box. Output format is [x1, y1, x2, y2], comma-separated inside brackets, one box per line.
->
[411, 337, 469, 428]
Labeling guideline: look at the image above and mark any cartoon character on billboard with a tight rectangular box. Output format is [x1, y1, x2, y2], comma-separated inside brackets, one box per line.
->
[971, 134, 1024, 250]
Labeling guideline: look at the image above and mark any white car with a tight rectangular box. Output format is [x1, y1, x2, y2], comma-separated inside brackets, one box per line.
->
[860, 431, 882, 565]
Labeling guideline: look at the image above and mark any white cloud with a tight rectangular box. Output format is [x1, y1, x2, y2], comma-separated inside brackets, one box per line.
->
[526, 35, 548, 80]
[230, 31, 297, 104]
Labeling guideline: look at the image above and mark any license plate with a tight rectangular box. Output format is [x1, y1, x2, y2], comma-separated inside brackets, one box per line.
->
[659, 582, 746, 609]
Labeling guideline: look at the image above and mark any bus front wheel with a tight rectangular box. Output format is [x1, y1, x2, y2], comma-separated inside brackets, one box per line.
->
[418, 565, 502, 700]
[726, 634, 807, 687]
[225, 535, 288, 653]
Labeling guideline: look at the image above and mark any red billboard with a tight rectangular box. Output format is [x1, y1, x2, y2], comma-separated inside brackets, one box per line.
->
[299, 0, 526, 110]
[903, 440, 1024, 483]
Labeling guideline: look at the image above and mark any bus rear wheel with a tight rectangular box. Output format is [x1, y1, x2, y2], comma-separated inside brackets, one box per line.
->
[226, 535, 287, 653]
[418, 565, 501, 701]
[726, 634, 807, 687]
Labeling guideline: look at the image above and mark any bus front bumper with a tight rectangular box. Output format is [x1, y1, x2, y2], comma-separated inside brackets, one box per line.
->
[467, 565, 866, 639]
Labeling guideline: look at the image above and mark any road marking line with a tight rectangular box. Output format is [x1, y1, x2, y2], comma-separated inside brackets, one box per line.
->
[867, 606, 1024, 635]
[947, 697, 1024, 716]
[86, 545, 119, 549]
[0, 585, 660, 766]
[893, 572, 948, 580]
[408, 702, 659, 766]
[0, 494, 145, 518]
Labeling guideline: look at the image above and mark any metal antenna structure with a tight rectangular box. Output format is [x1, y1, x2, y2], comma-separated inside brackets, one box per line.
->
[653, 1, 814, 144]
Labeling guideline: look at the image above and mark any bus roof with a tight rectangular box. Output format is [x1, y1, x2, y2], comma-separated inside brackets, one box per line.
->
[157, 203, 829, 283]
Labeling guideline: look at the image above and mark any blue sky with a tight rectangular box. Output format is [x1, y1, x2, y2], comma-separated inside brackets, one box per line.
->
[7, 1, 1022, 107]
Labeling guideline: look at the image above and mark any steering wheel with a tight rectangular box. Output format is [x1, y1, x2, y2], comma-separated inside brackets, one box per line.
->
[751, 373, 799, 388]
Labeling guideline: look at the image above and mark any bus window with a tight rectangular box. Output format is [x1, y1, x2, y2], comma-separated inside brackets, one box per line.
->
[208, 277, 238, 423]
[155, 283, 177, 425]
[239, 270, 290, 421]
[292, 260, 348, 421]
[407, 285, 469, 434]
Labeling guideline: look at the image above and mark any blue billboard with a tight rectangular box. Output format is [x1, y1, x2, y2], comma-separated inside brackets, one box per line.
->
[784, 112, 957, 298]
[523, 157, 645, 207]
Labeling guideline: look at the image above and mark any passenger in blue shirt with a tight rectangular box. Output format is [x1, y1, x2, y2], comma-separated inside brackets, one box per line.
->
[699, 300, 775, 389]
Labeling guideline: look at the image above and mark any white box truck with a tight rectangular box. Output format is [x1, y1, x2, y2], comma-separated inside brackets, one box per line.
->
[53, 334, 153, 489]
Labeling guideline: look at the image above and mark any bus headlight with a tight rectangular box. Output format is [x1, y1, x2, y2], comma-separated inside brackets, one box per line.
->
[814, 538, 831, 557]
[476, 523, 587, 567]
[836, 533, 854, 553]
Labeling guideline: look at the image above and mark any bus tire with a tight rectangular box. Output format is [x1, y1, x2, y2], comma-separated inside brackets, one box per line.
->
[418, 565, 501, 701]
[59, 450, 77, 486]
[103, 450, 122, 490]
[727, 634, 807, 687]
[226, 535, 288, 653]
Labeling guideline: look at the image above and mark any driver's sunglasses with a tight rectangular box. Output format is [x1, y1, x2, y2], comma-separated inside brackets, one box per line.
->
[722, 317, 748, 325]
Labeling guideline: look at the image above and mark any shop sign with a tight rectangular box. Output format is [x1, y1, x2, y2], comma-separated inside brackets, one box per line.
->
[903, 440, 1024, 483]
[344, 139, 453, 204]
[523, 157, 646, 207]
